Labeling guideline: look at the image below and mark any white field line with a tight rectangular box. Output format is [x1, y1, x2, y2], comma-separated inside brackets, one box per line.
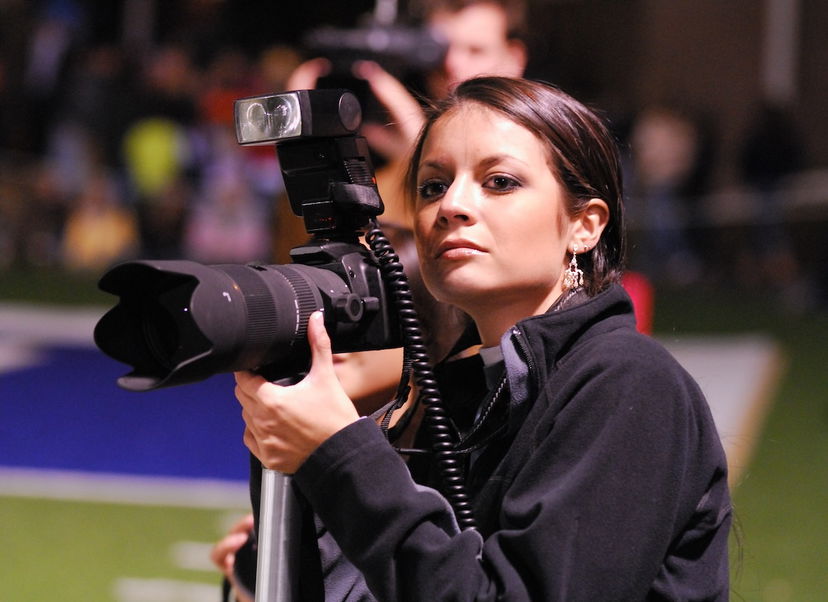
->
[0, 466, 249, 509]
[662, 333, 782, 487]
[170, 540, 224, 572]
[0, 303, 104, 346]
[0, 302, 104, 374]
[112, 577, 221, 602]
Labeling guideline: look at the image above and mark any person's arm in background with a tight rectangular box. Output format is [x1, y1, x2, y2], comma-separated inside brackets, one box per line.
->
[285, 57, 424, 158]
[211, 513, 255, 602]
[284, 57, 331, 91]
[352, 60, 426, 161]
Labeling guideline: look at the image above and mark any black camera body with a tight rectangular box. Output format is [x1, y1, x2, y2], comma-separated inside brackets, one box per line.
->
[94, 90, 401, 391]
[302, 24, 446, 77]
[301, 19, 446, 128]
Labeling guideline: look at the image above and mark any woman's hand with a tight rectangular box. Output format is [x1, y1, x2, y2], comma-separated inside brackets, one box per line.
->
[235, 311, 360, 474]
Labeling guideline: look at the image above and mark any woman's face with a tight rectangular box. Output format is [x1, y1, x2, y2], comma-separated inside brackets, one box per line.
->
[413, 104, 575, 327]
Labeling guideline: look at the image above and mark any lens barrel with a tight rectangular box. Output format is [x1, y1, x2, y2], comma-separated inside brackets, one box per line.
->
[94, 253, 388, 391]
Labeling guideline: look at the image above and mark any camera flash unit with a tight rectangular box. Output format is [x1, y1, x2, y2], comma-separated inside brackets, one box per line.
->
[234, 89, 362, 145]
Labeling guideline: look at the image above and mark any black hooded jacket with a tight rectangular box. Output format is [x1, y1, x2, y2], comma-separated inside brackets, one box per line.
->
[285, 283, 731, 600]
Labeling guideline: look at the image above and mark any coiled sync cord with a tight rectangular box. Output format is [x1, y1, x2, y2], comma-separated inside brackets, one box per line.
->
[365, 221, 477, 531]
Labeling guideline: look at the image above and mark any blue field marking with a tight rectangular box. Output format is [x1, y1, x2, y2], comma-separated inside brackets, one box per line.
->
[1, 304, 782, 493]
[0, 304, 250, 483]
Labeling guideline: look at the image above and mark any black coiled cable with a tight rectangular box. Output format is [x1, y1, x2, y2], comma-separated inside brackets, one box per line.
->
[365, 221, 477, 531]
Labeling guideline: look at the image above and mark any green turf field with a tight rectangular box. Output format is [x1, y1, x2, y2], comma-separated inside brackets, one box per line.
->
[0, 495, 245, 601]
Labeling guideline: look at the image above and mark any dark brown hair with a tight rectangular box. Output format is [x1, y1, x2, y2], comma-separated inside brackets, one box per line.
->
[405, 76, 626, 295]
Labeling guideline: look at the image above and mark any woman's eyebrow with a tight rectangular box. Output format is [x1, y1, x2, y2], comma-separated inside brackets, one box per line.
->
[419, 154, 530, 173]
[416, 158, 454, 180]
[478, 154, 531, 170]
[418, 159, 447, 171]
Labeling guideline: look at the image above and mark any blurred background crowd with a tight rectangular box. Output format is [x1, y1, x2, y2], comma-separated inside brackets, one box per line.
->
[1, 0, 827, 313]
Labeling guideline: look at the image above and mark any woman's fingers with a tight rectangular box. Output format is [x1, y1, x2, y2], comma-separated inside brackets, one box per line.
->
[232, 311, 359, 473]
[305, 311, 336, 381]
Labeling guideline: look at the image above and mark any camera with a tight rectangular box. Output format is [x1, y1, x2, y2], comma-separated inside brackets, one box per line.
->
[301, 0, 446, 78]
[94, 89, 402, 392]
[299, 1, 447, 132]
[302, 23, 446, 78]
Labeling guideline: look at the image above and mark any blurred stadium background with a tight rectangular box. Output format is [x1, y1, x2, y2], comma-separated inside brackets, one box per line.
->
[2, 1, 827, 600]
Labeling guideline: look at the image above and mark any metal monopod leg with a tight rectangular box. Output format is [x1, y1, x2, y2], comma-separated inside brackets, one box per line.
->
[255, 468, 301, 602]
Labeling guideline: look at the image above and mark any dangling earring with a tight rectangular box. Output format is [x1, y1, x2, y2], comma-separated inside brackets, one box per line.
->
[563, 244, 584, 290]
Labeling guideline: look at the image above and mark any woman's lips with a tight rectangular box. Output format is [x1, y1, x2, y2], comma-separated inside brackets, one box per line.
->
[435, 239, 485, 259]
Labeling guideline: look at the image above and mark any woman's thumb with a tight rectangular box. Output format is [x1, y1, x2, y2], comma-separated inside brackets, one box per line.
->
[306, 311, 334, 376]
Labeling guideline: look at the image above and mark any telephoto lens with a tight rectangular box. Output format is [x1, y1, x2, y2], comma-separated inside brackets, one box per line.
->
[94, 244, 398, 392]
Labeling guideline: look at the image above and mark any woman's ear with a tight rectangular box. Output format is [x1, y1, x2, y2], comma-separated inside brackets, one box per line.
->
[570, 198, 610, 250]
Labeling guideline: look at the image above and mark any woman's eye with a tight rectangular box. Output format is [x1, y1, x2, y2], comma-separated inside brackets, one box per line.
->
[484, 175, 521, 192]
[418, 180, 447, 200]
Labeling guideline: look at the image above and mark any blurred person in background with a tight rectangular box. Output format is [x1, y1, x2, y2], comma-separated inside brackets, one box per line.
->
[354, 0, 528, 172]
[182, 152, 274, 263]
[738, 101, 814, 312]
[20, 0, 86, 154]
[183, 46, 278, 263]
[24, 162, 71, 266]
[280, 0, 529, 231]
[267, 0, 533, 336]
[60, 167, 138, 271]
[120, 43, 199, 259]
[626, 105, 711, 287]
[183, 45, 308, 264]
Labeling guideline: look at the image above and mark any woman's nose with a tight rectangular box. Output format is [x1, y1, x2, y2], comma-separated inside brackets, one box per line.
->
[437, 179, 476, 224]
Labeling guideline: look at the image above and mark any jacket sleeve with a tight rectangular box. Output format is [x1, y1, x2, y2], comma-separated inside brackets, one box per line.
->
[293, 342, 731, 601]
[293, 417, 495, 601]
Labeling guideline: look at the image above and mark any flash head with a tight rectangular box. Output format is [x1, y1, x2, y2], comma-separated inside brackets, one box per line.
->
[235, 89, 362, 145]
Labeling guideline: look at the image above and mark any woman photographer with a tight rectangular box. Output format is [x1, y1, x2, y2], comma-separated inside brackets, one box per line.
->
[234, 76, 731, 600]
